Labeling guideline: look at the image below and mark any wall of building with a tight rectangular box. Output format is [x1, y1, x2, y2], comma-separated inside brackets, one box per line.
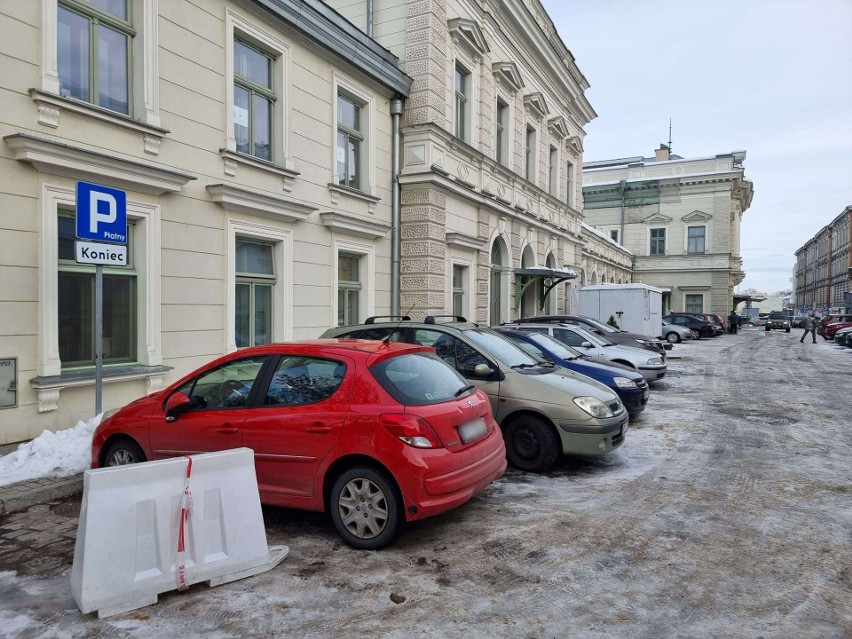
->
[0, 0, 408, 441]
[795, 206, 852, 310]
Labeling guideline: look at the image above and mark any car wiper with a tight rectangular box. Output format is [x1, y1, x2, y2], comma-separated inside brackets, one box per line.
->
[511, 363, 538, 370]
[454, 384, 476, 398]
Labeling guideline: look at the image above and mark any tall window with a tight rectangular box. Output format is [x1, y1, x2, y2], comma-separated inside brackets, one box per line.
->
[58, 213, 136, 367]
[233, 39, 274, 161]
[337, 94, 363, 189]
[495, 98, 508, 165]
[235, 239, 275, 348]
[548, 146, 558, 195]
[57, 0, 131, 114]
[610, 229, 620, 243]
[454, 64, 469, 141]
[338, 252, 361, 326]
[452, 265, 465, 316]
[685, 294, 703, 313]
[687, 226, 706, 254]
[650, 228, 666, 255]
[525, 126, 536, 182]
[566, 161, 574, 206]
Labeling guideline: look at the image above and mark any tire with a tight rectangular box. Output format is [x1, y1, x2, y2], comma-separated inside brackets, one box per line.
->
[502, 415, 560, 472]
[785, 328, 790, 333]
[665, 331, 682, 344]
[765, 325, 770, 332]
[701, 327, 714, 338]
[103, 438, 147, 467]
[329, 466, 401, 550]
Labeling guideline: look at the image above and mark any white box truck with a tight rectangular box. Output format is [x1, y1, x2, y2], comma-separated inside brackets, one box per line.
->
[579, 284, 663, 337]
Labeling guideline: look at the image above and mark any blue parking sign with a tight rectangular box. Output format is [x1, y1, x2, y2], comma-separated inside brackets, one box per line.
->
[76, 181, 127, 244]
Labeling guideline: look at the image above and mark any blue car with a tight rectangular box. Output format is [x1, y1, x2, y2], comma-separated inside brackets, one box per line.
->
[496, 328, 650, 417]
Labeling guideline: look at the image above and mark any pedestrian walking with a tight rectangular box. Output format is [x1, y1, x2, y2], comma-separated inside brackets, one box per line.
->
[800, 313, 817, 343]
[729, 310, 739, 334]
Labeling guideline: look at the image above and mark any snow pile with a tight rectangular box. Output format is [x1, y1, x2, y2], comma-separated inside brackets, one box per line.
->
[0, 414, 101, 487]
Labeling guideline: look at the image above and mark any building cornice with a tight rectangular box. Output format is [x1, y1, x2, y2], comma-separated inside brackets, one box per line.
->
[4, 133, 195, 194]
[207, 183, 316, 223]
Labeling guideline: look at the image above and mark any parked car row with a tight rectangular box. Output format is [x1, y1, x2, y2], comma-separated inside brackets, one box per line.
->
[818, 313, 852, 339]
[833, 325, 852, 347]
[661, 313, 725, 338]
[87, 311, 689, 550]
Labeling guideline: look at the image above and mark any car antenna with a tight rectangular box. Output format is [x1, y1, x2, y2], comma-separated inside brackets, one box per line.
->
[382, 303, 415, 345]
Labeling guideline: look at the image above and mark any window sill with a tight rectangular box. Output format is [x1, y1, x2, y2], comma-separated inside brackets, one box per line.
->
[220, 150, 299, 191]
[326, 183, 381, 214]
[29, 89, 169, 154]
[29, 364, 173, 413]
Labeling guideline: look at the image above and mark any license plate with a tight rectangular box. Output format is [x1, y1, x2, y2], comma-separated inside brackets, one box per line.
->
[458, 416, 487, 444]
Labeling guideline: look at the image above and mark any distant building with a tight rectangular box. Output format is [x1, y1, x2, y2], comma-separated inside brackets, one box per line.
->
[794, 206, 852, 311]
[582, 145, 753, 316]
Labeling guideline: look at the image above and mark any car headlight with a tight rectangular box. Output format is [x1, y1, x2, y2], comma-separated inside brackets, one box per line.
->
[573, 396, 614, 418]
[613, 376, 638, 389]
[646, 357, 663, 365]
[100, 407, 121, 422]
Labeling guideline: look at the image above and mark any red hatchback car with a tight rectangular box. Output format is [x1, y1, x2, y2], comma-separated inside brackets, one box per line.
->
[91, 340, 506, 549]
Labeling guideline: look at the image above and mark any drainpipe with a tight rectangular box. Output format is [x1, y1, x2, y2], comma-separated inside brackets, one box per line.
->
[390, 97, 403, 316]
[366, 0, 373, 37]
[619, 179, 626, 246]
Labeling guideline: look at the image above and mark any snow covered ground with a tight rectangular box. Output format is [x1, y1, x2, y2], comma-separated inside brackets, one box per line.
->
[0, 329, 850, 638]
[0, 415, 101, 487]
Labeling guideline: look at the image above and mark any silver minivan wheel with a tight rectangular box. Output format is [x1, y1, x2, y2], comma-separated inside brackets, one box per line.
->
[666, 331, 681, 344]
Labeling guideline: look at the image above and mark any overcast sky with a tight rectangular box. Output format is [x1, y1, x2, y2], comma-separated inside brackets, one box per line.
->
[541, 0, 852, 294]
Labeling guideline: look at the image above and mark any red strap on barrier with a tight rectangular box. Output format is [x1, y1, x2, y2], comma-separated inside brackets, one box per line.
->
[176, 456, 193, 591]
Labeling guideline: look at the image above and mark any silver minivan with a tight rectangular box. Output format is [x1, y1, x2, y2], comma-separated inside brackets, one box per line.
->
[321, 317, 630, 472]
[505, 323, 667, 383]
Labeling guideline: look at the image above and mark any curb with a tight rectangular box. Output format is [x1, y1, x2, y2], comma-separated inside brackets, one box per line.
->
[0, 474, 83, 516]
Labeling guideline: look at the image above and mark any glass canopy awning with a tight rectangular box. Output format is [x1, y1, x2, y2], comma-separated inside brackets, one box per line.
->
[514, 267, 579, 311]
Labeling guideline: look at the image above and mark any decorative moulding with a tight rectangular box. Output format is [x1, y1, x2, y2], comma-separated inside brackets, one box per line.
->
[29, 89, 170, 154]
[326, 183, 381, 214]
[448, 18, 490, 55]
[643, 213, 673, 224]
[207, 183, 316, 223]
[4, 133, 194, 195]
[219, 149, 299, 192]
[492, 62, 524, 93]
[681, 209, 713, 222]
[30, 365, 172, 413]
[320, 211, 390, 240]
[548, 116, 568, 139]
[446, 232, 486, 251]
[524, 93, 549, 120]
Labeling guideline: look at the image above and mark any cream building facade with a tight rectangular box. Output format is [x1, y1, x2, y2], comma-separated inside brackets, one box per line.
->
[326, 0, 599, 324]
[0, 0, 411, 442]
[582, 146, 754, 316]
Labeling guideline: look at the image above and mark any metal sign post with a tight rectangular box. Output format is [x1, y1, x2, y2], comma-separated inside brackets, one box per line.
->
[95, 264, 103, 414]
[75, 181, 127, 416]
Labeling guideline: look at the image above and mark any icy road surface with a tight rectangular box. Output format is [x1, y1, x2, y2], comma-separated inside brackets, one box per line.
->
[1, 328, 850, 638]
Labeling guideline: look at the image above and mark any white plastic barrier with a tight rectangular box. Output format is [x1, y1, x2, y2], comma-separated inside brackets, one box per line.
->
[70, 447, 288, 618]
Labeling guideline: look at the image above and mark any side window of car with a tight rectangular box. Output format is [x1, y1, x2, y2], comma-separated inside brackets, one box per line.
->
[554, 329, 584, 347]
[354, 327, 406, 341]
[183, 356, 267, 410]
[418, 330, 488, 378]
[264, 356, 346, 406]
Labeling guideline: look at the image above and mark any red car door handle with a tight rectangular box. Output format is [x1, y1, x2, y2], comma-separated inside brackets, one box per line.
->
[217, 427, 239, 434]
[305, 424, 331, 434]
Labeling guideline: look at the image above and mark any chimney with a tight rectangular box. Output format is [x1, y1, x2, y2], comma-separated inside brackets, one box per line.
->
[655, 144, 670, 161]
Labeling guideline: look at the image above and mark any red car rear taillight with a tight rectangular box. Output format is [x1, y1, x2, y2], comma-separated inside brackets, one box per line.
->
[380, 414, 441, 449]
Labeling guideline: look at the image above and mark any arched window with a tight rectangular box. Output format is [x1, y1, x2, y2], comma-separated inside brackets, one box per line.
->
[489, 238, 509, 325]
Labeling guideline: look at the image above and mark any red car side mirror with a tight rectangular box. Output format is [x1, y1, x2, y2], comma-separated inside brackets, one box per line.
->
[164, 392, 191, 422]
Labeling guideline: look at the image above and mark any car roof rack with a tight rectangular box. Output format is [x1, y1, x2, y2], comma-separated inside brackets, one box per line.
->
[424, 315, 467, 324]
[365, 315, 410, 325]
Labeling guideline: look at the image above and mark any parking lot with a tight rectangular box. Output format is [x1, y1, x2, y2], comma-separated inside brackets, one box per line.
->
[1, 327, 850, 639]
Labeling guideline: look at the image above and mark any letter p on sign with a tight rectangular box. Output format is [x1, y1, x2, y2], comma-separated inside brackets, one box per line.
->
[76, 181, 127, 245]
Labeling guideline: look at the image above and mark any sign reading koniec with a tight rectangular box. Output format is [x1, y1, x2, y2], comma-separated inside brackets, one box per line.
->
[75, 241, 127, 266]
